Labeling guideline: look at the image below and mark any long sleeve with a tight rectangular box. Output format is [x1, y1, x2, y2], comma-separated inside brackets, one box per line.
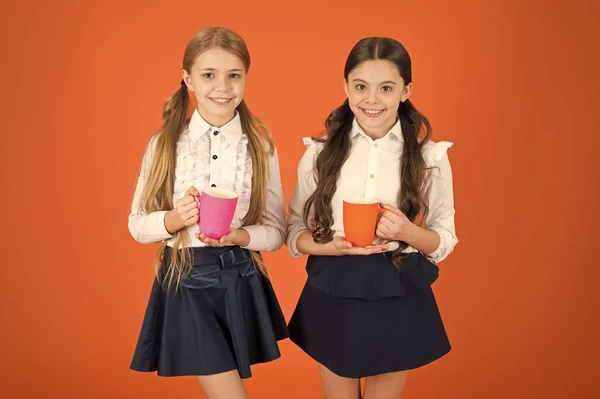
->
[127, 136, 174, 244]
[422, 144, 458, 263]
[286, 140, 320, 258]
[241, 149, 287, 252]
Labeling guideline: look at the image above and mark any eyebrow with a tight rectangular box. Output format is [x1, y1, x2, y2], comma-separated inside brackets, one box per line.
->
[198, 68, 245, 72]
[352, 78, 397, 85]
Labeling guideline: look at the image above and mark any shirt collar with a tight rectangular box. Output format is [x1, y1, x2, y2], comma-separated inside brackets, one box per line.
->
[188, 109, 243, 145]
[350, 118, 403, 142]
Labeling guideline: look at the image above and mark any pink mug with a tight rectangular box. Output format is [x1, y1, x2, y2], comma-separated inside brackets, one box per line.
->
[195, 187, 239, 239]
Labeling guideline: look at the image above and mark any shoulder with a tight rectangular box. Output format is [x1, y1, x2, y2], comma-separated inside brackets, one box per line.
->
[302, 136, 326, 154]
[421, 139, 454, 167]
[140, 132, 161, 159]
[294, 136, 326, 176]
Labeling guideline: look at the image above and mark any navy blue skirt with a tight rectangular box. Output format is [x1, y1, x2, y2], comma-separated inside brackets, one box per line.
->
[130, 246, 289, 378]
[288, 252, 451, 378]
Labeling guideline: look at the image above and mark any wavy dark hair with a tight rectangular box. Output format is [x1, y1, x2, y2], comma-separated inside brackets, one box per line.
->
[303, 37, 432, 266]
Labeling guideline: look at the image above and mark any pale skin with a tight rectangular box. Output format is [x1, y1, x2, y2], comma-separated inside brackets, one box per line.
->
[198, 371, 249, 399]
[298, 59, 441, 399]
[319, 365, 408, 399]
[163, 47, 251, 399]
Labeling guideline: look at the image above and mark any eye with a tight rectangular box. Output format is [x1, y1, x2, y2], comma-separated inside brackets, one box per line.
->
[356, 84, 366, 90]
[381, 86, 393, 92]
[202, 73, 214, 78]
[230, 73, 240, 79]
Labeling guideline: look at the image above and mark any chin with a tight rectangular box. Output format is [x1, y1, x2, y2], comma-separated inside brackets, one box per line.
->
[358, 116, 382, 127]
[205, 104, 234, 114]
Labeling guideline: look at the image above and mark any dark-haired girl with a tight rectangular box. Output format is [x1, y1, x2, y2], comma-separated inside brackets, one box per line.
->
[286, 37, 458, 398]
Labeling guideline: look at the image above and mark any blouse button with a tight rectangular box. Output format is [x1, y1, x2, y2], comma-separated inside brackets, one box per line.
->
[370, 174, 375, 179]
[212, 155, 218, 160]
[211, 184, 216, 187]
[213, 130, 219, 136]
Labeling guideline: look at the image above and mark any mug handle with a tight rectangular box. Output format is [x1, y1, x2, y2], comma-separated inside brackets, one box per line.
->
[194, 193, 202, 225]
[374, 203, 387, 233]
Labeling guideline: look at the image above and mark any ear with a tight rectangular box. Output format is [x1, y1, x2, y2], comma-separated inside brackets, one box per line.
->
[182, 69, 193, 92]
[401, 82, 413, 102]
[343, 79, 349, 98]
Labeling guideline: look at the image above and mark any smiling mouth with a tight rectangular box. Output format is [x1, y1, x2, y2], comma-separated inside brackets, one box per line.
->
[209, 97, 233, 105]
[360, 108, 385, 118]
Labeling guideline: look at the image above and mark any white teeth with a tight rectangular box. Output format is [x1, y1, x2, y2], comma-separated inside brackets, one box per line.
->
[364, 109, 383, 114]
[211, 98, 230, 103]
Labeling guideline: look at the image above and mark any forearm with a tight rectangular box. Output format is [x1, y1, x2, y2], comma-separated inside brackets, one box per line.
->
[128, 210, 173, 244]
[401, 224, 441, 255]
[296, 231, 342, 256]
[164, 209, 186, 234]
[234, 228, 252, 248]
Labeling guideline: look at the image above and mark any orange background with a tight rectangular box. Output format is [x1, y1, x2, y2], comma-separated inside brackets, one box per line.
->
[1, 0, 599, 398]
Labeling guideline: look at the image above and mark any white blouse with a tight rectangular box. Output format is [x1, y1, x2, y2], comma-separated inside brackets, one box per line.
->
[286, 118, 458, 263]
[128, 109, 286, 252]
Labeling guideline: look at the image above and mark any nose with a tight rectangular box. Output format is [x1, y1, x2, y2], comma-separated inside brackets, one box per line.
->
[214, 75, 229, 92]
[365, 88, 379, 104]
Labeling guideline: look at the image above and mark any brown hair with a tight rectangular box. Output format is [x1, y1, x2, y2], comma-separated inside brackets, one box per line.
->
[304, 37, 432, 266]
[138, 27, 274, 288]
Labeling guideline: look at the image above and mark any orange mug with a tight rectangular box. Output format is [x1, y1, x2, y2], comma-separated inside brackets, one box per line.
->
[342, 197, 384, 247]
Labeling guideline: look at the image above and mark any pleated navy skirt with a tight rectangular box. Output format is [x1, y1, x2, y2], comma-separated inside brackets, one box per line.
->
[288, 252, 451, 378]
[130, 246, 289, 378]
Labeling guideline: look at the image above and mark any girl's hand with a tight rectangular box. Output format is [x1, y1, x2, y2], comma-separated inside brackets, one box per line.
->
[196, 229, 240, 247]
[174, 186, 200, 226]
[376, 203, 415, 242]
[165, 186, 200, 234]
[333, 236, 389, 255]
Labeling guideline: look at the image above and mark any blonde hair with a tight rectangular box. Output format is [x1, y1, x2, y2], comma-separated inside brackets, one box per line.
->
[138, 27, 274, 288]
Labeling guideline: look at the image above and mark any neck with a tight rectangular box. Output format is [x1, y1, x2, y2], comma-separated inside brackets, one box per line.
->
[198, 108, 235, 128]
[357, 117, 398, 140]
